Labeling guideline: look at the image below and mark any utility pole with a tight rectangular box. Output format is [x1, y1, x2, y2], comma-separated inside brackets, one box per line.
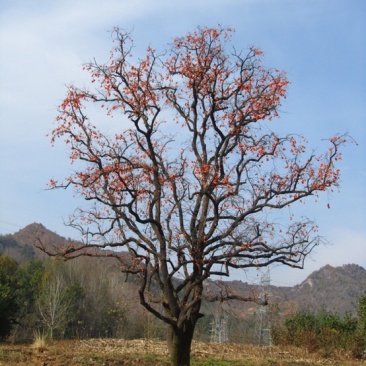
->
[255, 269, 272, 346]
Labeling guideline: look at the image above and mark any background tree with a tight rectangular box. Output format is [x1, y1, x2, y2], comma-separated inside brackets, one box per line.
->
[12, 260, 46, 341]
[42, 26, 348, 366]
[357, 295, 366, 336]
[0, 255, 19, 339]
[36, 266, 79, 339]
[71, 258, 127, 338]
[353, 294, 366, 357]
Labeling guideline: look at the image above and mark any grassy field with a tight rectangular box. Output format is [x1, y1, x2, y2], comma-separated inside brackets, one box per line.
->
[0, 338, 363, 366]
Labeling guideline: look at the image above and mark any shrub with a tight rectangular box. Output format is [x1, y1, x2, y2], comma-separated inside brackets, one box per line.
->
[273, 309, 357, 354]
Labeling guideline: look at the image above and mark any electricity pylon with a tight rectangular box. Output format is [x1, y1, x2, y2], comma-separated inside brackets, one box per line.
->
[210, 308, 229, 343]
[255, 269, 272, 346]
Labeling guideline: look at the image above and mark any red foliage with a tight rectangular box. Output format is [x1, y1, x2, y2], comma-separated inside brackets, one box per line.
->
[46, 26, 348, 361]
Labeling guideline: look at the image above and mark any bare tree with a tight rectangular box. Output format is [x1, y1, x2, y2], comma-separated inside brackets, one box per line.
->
[40, 26, 348, 366]
[37, 273, 72, 339]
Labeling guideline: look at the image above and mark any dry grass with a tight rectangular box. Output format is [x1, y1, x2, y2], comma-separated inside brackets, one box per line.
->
[0, 338, 363, 366]
[31, 331, 48, 352]
[76, 339, 361, 364]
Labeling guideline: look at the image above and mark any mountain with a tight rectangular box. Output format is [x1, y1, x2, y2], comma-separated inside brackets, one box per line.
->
[1, 223, 365, 317]
[0, 223, 70, 262]
[12, 222, 69, 249]
[201, 263, 366, 319]
[289, 264, 366, 314]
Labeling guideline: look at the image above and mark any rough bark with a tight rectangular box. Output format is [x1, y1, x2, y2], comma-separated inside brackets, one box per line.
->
[167, 321, 196, 366]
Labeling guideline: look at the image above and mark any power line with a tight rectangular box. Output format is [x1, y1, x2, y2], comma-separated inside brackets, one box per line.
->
[0, 220, 23, 228]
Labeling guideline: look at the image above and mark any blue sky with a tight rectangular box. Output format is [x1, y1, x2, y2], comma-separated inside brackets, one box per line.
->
[0, 0, 365, 286]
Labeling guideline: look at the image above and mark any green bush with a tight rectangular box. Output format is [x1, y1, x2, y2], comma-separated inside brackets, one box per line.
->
[273, 309, 358, 354]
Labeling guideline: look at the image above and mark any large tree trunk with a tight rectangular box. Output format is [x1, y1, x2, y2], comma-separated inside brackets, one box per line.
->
[167, 320, 196, 366]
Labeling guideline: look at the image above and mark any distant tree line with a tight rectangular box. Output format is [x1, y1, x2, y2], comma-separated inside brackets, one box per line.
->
[0, 254, 169, 341]
[1, 252, 366, 358]
[0, 254, 260, 343]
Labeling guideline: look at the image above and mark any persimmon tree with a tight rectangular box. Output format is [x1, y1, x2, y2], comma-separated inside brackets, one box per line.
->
[43, 26, 347, 366]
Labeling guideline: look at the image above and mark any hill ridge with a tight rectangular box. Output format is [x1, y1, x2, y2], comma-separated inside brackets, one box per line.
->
[1, 223, 365, 316]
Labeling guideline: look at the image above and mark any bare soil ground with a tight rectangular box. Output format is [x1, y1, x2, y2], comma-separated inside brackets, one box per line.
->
[0, 339, 362, 366]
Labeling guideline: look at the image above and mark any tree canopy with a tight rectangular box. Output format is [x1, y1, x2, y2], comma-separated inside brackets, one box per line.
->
[43, 26, 348, 366]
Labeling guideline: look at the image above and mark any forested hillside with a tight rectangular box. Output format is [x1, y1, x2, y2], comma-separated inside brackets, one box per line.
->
[1, 223, 365, 343]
